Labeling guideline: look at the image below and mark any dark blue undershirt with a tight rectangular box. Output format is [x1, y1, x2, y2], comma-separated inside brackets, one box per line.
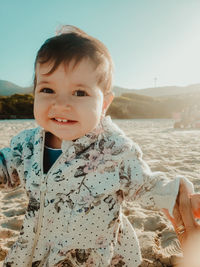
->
[43, 146, 62, 174]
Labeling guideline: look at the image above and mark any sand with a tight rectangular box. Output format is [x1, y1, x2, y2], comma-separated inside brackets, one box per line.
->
[0, 119, 200, 266]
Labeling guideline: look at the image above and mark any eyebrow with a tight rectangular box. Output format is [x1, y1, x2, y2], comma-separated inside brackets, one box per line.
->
[75, 83, 92, 90]
[36, 81, 51, 86]
[36, 81, 92, 91]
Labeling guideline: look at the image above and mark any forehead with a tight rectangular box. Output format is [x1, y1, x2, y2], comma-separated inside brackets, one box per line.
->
[35, 58, 101, 86]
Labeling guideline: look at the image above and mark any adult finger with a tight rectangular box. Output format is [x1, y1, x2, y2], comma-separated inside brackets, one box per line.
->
[162, 208, 175, 225]
[190, 194, 200, 218]
[172, 200, 187, 245]
[179, 181, 196, 230]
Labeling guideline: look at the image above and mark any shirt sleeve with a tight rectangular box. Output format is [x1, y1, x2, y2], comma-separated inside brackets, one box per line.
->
[119, 142, 194, 216]
[0, 135, 24, 190]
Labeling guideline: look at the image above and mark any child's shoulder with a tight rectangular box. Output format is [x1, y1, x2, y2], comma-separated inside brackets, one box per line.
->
[10, 126, 41, 147]
[102, 117, 142, 157]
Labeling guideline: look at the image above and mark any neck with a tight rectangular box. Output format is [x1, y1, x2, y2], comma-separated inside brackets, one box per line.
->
[45, 132, 62, 149]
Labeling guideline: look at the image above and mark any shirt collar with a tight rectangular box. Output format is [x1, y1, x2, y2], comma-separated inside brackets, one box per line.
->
[35, 116, 126, 163]
[37, 116, 117, 156]
[61, 116, 114, 156]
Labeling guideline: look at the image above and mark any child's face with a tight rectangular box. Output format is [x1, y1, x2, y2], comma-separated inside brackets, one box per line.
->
[34, 59, 113, 148]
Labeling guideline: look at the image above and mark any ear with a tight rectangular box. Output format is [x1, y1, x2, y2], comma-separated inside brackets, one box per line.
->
[102, 92, 114, 113]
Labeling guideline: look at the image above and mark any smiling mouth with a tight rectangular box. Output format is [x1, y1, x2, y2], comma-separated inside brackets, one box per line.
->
[52, 118, 77, 124]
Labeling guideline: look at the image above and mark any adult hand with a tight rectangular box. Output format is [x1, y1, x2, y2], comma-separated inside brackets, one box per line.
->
[163, 181, 200, 266]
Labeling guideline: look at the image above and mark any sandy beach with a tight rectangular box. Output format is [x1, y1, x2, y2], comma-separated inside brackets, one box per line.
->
[0, 119, 200, 266]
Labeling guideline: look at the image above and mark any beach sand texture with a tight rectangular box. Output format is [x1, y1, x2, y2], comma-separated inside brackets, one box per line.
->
[0, 119, 200, 266]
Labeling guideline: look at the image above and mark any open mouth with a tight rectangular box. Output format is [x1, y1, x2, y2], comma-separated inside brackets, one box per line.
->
[52, 118, 77, 124]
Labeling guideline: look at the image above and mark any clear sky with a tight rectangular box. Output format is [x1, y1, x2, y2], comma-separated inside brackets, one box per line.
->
[1, 0, 200, 89]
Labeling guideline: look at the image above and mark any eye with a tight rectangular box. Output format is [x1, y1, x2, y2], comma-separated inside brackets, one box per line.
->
[74, 90, 88, 97]
[40, 88, 54, 94]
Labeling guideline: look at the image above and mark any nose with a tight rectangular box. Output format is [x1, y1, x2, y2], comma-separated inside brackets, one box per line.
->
[52, 94, 72, 111]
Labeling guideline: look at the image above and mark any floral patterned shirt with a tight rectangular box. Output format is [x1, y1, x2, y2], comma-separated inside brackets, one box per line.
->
[0, 116, 191, 267]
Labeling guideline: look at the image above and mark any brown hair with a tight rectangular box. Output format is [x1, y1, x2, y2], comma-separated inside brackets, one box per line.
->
[33, 25, 113, 92]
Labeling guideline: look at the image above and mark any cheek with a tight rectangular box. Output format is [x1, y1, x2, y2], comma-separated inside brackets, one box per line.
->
[34, 96, 50, 110]
[33, 100, 38, 117]
[91, 97, 104, 113]
[89, 100, 104, 126]
[33, 98, 46, 120]
[83, 100, 103, 118]
[33, 101, 40, 122]
[95, 99, 104, 117]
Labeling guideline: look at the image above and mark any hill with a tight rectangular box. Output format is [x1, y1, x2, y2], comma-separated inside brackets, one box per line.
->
[113, 86, 136, 97]
[0, 80, 33, 96]
[107, 91, 200, 119]
[113, 84, 200, 97]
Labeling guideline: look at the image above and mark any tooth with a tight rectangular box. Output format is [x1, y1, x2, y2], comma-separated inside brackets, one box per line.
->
[55, 118, 68, 122]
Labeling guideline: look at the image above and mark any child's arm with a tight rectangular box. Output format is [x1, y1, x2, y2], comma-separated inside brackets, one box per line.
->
[119, 143, 194, 216]
[0, 135, 24, 190]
